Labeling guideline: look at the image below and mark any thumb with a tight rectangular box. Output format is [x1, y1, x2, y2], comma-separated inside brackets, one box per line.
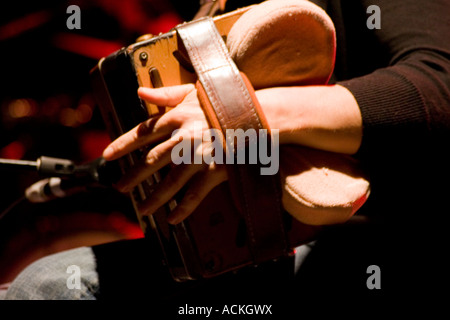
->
[138, 84, 196, 107]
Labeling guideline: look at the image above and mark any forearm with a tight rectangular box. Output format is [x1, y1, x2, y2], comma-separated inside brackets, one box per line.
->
[256, 84, 363, 154]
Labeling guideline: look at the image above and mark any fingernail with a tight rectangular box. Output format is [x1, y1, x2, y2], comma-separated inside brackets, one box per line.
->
[167, 215, 178, 225]
[138, 203, 156, 218]
[138, 207, 150, 217]
[167, 210, 184, 225]
[118, 184, 131, 193]
[137, 87, 151, 97]
[114, 180, 131, 193]
[102, 146, 113, 160]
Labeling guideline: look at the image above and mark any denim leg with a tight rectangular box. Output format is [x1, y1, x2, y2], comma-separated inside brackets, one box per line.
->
[4, 246, 98, 300]
[3, 239, 310, 300]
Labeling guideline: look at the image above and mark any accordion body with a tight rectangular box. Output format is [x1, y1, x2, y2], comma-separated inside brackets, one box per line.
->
[90, 7, 320, 281]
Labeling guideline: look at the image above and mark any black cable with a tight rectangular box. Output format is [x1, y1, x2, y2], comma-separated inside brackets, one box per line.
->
[0, 195, 27, 222]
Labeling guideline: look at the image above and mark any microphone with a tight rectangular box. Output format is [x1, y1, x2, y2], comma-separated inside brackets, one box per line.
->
[25, 177, 88, 203]
[25, 157, 121, 203]
[0, 156, 122, 203]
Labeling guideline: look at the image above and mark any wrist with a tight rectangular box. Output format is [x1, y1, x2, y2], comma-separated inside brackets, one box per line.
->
[255, 85, 362, 154]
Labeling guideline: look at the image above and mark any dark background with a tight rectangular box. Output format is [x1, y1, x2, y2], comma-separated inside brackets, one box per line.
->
[1, 1, 448, 311]
[0, 0, 200, 284]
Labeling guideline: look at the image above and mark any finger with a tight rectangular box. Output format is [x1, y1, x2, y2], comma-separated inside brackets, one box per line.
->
[103, 115, 173, 161]
[115, 135, 186, 192]
[138, 84, 195, 107]
[103, 85, 197, 161]
[137, 162, 204, 217]
[167, 165, 227, 225]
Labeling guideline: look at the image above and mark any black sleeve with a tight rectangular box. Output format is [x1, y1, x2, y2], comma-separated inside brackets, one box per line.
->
[336, 0, 450, 156]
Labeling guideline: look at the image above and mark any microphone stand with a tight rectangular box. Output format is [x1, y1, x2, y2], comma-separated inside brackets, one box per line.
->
[0, 156, 121, 203]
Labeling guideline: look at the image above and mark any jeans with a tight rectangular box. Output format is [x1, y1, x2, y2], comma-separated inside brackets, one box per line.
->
[3, 238, 313, 301]
[3, 247, 98, 300]
[3, 221, 390, 302]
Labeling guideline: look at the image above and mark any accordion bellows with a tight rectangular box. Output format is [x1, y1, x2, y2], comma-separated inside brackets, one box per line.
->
[227, 0, 370, 225]
[227, 0, 336, 89]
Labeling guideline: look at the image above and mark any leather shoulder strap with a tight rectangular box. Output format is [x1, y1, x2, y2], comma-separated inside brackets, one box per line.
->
[175, 18, 289, 264]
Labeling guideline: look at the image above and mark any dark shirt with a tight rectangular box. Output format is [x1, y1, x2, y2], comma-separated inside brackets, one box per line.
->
[226, 0, 450, 305]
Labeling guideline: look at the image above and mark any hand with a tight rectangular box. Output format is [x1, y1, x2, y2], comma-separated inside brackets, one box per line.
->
[103, 84, 227, 224]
